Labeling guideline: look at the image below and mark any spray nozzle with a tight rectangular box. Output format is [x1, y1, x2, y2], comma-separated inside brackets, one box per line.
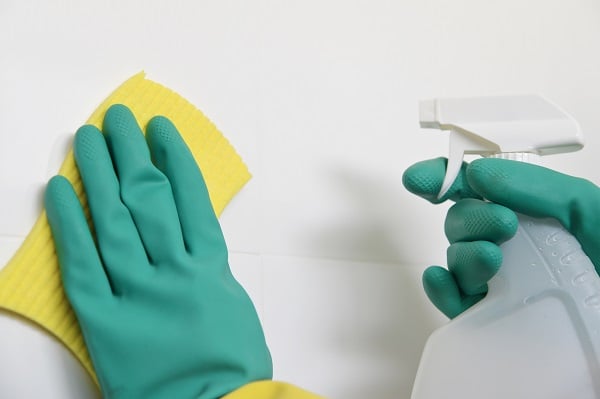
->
[419, 95, 584, 198]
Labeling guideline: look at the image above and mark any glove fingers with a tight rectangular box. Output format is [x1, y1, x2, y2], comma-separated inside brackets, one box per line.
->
[146, 116, 227, 259]
[467, 158, 591, 226]
[468, 158, 600, 273]
[422, 266, 485, 319]
[444, 198, 518, 244]
[447, 241, 502, 295]
[402, 157, 481, 204]
[102, 104, 186, 265]
[45, 175, 112, 302]
[73, 125, 149, 292]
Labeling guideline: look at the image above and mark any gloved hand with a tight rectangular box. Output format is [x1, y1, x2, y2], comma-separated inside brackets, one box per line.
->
[403, 157, 600, 319]
[45, 104, 272, 399]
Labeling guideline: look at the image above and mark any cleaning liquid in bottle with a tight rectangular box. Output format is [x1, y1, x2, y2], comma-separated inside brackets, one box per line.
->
[411, 95, 600, 399]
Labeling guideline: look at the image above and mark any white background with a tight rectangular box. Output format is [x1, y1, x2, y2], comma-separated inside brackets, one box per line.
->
[0, 1, 599, 398]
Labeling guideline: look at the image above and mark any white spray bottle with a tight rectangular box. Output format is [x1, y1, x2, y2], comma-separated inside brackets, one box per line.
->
[411, 95, 600, 399]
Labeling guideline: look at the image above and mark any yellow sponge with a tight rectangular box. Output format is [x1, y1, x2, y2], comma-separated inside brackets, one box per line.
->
[0, 72, 251, 382]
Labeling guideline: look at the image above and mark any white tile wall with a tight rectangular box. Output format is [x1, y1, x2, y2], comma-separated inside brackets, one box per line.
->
[1, 1, 600, 398]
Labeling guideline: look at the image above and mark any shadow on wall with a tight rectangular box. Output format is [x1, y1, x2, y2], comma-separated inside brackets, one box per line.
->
[300, 164, 441, 264]
[299, 165, 447, 397]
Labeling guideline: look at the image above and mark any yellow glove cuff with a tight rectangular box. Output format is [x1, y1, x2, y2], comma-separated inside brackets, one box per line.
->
[223, 381, 327, 399]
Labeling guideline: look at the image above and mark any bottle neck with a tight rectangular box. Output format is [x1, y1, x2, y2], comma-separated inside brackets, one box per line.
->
[488, 152, 540, 165]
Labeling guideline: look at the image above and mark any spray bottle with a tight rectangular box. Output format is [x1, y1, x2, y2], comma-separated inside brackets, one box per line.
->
[411, 95, 600, 399]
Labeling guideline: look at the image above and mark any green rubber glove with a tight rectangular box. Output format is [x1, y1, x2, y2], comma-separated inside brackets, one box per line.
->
[403, 157, 600, 319]
[45, 104, 272, 399]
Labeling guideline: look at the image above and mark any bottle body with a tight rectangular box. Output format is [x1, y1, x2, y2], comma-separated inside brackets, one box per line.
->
[411, 214, 600, 398]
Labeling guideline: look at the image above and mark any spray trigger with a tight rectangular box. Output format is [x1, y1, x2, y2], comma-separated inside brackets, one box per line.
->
[418, 95, 584, 199]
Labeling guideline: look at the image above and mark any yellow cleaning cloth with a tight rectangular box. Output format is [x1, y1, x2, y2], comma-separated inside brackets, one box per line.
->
[0, 72, 251, 382]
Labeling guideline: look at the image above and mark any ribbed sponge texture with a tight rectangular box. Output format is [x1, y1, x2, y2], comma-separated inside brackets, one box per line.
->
[0, 72, 251, 383]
